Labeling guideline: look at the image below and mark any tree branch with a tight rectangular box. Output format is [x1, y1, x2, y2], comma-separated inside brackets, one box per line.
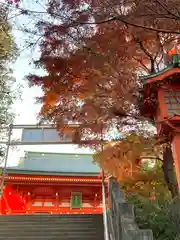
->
[135, 38, 155, 73]
[74, 15, 180, 35]
[155, 0, 180, 19]
[132, 56, 151, 74]
[113, 108, 149, 122]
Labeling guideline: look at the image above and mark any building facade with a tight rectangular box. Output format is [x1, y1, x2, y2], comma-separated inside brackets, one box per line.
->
[0, 152, 107, 215]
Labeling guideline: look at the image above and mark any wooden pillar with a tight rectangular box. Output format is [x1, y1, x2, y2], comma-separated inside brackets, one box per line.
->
[172, 133, 180, 192]
[27, 192, 31, 213]
[55, 192, 59, 213]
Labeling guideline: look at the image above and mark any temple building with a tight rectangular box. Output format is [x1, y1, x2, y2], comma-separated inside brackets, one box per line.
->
[0, 152, 107, 215]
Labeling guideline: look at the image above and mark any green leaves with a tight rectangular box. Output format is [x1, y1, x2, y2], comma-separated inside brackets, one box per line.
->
[0, 6, 14, 59]
[0, 4, 18, 160]
[129, 195, 180, 240]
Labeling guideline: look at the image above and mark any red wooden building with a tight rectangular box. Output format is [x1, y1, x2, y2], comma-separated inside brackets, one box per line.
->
[0, 152, 106, 215]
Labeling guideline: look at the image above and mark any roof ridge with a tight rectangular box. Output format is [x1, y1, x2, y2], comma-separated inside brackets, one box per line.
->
[25, 151, 93, 156]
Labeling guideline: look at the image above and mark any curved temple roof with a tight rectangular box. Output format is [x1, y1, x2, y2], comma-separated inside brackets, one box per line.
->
[9, 152, 100, 176]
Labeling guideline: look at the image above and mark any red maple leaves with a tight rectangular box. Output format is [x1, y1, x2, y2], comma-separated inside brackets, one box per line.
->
[6, 0, 20, 8]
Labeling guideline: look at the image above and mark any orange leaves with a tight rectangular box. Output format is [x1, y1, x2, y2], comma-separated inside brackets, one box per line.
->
[60, 125, 75, 134]
[72, 77, 82, 83]
[94, 133, 158, 181]
[44, 91, 59, 105]
[43, 78, 52, 88]
[77, 94, 84, 100]
[93, 133, 165, 196]
[39, 91, 59, 117]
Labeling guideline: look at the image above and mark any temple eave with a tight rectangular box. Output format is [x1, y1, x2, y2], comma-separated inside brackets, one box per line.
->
[1, 176, 106, 184]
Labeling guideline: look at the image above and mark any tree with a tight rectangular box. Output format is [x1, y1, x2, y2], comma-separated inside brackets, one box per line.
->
[0, 6, 15, 58]
[26, 0, 180, 197]
[88, 0, 180, 35]
[26, 0, 180, 127]
[28, 18, 172, 128]
[94, 132, 172, 198]
[0, 4, 18, 160]
[5, 0, 180, 35]
[129, 195, 180, 240]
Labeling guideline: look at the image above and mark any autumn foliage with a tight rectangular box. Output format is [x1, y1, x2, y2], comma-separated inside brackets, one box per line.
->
[26, 0, 180, 197]
[27, 0, 180, 133]
[6, 0, 20, 8]
[93, 133, 169, 197]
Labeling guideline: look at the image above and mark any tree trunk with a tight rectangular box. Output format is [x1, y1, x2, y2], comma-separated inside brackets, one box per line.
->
[162, 146, 179, 198]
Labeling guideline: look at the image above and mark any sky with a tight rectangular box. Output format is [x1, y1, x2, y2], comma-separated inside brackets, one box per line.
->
[5, 0, 93, 167]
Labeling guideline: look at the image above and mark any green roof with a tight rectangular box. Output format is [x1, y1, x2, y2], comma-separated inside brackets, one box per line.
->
[7, 151, 100, 176]
[140, 54, 180, 84]
[140, 65, 174, 82]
